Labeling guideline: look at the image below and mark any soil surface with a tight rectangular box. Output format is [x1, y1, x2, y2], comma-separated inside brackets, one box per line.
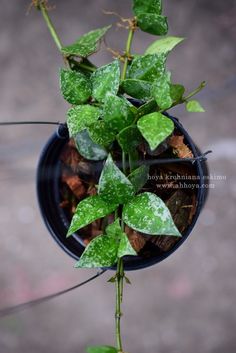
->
[0, 1, 236, 353]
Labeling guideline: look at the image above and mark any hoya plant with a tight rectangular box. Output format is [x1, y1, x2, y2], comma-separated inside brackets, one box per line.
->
[34, 1, 205, 352]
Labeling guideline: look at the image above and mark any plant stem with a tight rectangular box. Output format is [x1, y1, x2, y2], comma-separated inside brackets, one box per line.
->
[170, 81, 206, 109]
[38, 1, 63, 51]
[121, 28, 135, 81]
[115, 258, 124, 352]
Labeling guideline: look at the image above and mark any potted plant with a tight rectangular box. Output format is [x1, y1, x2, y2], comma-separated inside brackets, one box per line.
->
[35, 1, 208, 352]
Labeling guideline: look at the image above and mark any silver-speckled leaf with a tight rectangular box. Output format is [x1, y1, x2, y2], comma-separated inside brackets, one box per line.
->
[88, 120, 116, 147]
[103, 94, 134, 132]
[117, 125, 143, 153]
[61, 26, 111, 57]
[128, 54, 166, 82]
[137, 14, 168, 36]
[121, 79, 152, 100]
[151, 72, 172, 110]
[75, 130, 108, 161]
[137, 112, 174, 151]
[145, 36, 184, 55]
[186, 100, 205, 112]
[67, 195, 117, 236]
[60, 69, 91, 104]
[128, 165, 149, 192]
[67, 105, 100, 137]
[133, 0, 162, 16]
[91, 60, 120, 102]
[122, 192, 181, 236]
[98, 154, 135, 205]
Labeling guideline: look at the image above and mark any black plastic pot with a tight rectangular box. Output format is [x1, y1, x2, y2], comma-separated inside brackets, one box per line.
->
[37, 115, 208, 271]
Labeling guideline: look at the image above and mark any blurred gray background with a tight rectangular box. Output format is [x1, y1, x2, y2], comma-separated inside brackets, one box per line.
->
[0, 0, 236, 352]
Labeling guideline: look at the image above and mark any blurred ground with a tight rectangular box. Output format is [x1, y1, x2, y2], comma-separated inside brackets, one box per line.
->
[0, 1, 236, 352]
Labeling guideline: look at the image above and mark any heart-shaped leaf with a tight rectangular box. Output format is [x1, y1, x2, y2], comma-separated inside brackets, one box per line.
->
[117, 125, 143, 153]
[67, 195, 117, 236]
[137, 112, 174, 150]
[75, 130, 108, 161]
[75, 220, 136, 268]
[145, 36, 184, 55]
[128, 165, 149, 192]
[128, 54, 166, 82]
[133, 0, 162, 16]
[86, 346, 118, 353]
[61, 26, 111, 57]
[67, 105, 100, 137]
[121, 79, 152, 100]
[103, 94, 134, 132]
[60, 68, 91, 104]
[151, 72, 173, 110]
[91, 60, 120, 102]
[137, 14, 168, 36]
[170, 84, 185, 102]
[98, 154, 135, 205]
[122, 192, 181, 236]
[88, 120, 116, 147]
[186, 100, 205, 112]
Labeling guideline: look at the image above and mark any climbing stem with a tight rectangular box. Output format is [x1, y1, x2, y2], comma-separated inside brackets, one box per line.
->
[115, 257, 124, 352]
[170, 81, 206, 109]
[38, 1, 63, 51]
[121, 27, 135, 81]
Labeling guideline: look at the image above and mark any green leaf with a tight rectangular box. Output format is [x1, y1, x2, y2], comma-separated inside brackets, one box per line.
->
[117, 125, 143, 153]
[75, 220, 136, 268]
[122, 192, 181, 236]
[75, 130, 108, 161]
[61, 26, 111, 57]
[186, 100, 205, 112]
[137, 14, 168, 36]
[137, 99, 158, 118]
[91, 60, 120, 102]
[133, 0, 162, 16]
[67, 195, 117, 236]
[137, 112, 174, 150]
[170, 84, 185, 102]
[151, 72, 172, 110]
[128, 54, 166, 82]
[59, 68, 91, 104]
[67, 105, 100, 137]
[145, 36, 184, 55]
[87, 346, 118, 353]
[103, 94, 135, 132]
[88, 120, 116, 147]
[128, 165, 149, 192]
[121, 79, 152, 100]
[98, 154, 135, 205]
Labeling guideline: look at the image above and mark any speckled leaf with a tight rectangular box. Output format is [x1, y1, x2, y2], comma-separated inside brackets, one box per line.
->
[128, 165, 149, 192]
[67, 195, 117, 237]
[91, 60, 120, 102]
[121, 79, 152, 100]
[103, 94, 134, 132]
[67, 105, 100, 137]
[128, 54, 166, 82]
[88, 120, 116, 147]
[170, 84, 185, 102]
[133, 0, 162, 16]
[137, 14, 168, 36]
[137, 112, 174, 150]
[98, 154, 135, 205]
[145, 36, 184, 55]
[61, 26, 111, 57]
[87, 346, 118, 353]
[122, 192, 181, 236]
[60, 69, 91, 104]
[186, 100, 205, 112]
[75, 130, 108, 161]
[151, 73, 172, 110]
[117, 125, 143, 153]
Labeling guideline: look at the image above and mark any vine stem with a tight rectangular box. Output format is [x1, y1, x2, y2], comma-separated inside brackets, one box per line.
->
[171, 81, 206, 109]
[121, 27, 135, 81]
[38, 1, 63, 51]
